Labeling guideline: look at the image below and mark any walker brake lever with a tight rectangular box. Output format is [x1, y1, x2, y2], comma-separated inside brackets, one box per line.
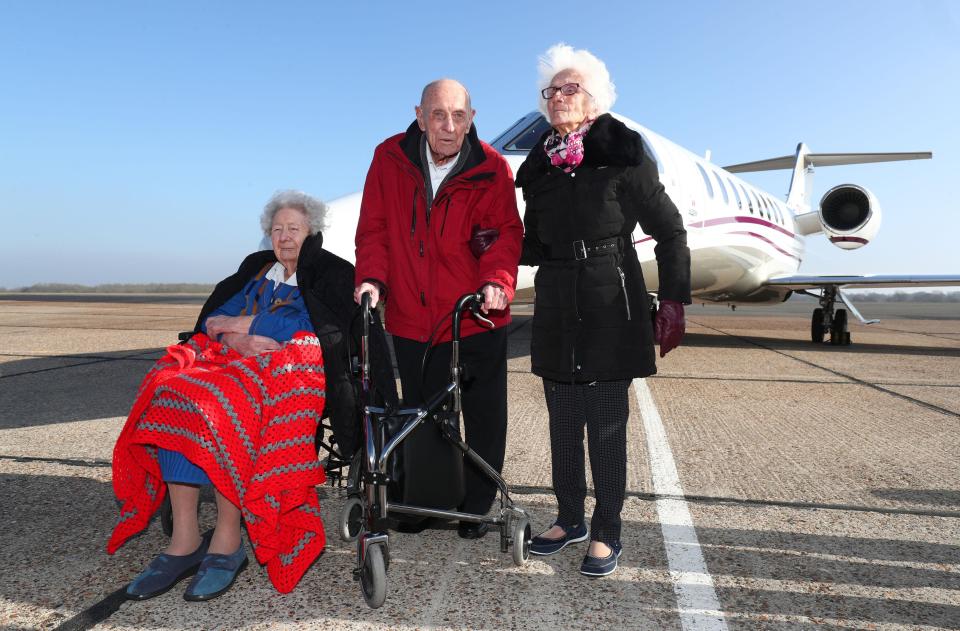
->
[469, 295, 495, 329]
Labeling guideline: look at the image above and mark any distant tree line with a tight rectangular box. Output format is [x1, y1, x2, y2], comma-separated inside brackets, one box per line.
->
[1, 283, 214, 293]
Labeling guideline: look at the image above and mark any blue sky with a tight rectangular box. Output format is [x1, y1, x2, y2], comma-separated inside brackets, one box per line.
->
[1, 1, 958, 287]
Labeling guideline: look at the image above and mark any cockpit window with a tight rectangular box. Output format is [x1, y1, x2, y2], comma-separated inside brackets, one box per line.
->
[502, 116, 552, 152]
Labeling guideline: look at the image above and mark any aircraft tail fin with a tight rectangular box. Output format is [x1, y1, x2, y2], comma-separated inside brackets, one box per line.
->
[722, 147, 932, 212]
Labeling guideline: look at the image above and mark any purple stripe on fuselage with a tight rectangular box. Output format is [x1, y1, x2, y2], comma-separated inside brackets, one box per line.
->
[690, 216, 798, 239]
[729, 231, 801, 261]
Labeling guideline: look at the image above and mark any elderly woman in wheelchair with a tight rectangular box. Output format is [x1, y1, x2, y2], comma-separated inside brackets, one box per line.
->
[108, 190, 376, 600]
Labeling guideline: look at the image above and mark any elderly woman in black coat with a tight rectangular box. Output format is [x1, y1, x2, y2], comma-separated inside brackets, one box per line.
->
[516, 44, 691, 577]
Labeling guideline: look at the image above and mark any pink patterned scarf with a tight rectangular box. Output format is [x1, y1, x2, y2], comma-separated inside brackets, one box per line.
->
[544, 118, 595, 173]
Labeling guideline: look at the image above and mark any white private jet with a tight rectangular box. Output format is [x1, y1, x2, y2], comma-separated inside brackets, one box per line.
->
[316, 112, 960, 346]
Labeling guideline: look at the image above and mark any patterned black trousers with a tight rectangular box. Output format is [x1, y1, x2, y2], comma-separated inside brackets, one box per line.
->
[543, 378, 630, 545]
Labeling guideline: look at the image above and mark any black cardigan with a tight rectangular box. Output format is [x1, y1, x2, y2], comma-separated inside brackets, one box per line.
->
[193, 233, 397, 457]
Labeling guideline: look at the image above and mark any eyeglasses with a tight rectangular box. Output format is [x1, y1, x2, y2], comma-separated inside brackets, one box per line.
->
[541, 82, 592, 100]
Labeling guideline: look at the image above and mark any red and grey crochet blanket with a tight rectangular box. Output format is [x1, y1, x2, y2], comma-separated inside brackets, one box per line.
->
[108, 332, 327, 593]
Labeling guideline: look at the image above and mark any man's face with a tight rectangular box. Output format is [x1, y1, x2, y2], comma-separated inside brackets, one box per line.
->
[415, 81, 475, 161]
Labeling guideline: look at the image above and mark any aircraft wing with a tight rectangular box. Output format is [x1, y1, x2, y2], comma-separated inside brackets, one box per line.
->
[763, 274, 960, 290]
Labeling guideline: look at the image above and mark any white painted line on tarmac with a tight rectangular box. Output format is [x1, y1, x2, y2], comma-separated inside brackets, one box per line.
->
[634, 378, 729, 631]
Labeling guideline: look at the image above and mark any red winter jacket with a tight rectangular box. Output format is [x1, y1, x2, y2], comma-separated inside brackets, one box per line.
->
[355, 121, 523, 343]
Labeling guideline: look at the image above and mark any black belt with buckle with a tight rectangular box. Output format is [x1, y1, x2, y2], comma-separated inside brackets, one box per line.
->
[549, 236, 623, 261]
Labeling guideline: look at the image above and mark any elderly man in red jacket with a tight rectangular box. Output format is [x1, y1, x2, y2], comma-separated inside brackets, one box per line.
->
[354, 79, 523, 538]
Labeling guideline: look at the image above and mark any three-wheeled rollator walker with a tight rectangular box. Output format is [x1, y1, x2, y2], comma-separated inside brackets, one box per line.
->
[339, 292, 531, 608]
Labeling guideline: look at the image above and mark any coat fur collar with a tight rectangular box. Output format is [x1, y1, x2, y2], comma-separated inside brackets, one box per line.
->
[515, 113, 645, 187]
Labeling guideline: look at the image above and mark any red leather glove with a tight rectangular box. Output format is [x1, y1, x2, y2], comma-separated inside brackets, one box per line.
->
[654, 299, 685, 358]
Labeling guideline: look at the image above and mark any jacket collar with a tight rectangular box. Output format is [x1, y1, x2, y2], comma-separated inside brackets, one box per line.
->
[516, 113, 645, 186]
[397, 120, 488, 180]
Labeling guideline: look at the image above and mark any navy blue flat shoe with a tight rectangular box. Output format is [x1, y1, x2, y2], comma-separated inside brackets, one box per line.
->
[183, 542, 248, 602]
[580, 541, 623, 577]
[529, 522, 589, 556]
[125, 532, 212, 600]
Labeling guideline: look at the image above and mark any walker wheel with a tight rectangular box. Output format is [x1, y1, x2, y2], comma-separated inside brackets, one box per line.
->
[339, 496, 364, 542]
[360, 543, 387, 609]
[511, 516, 531, 566]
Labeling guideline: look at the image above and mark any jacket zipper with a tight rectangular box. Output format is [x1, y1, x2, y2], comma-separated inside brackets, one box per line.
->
[439, 197, 451, 236]
[410, 187, 418, 237]
[617, 266, 632, 320]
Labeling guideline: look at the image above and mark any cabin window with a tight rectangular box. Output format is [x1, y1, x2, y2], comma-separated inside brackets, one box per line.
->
[769, 198, 783, 224]
[750, 189, 764, 218]
[696, 163, 714, 199]
[728, 177, 743, 210]
[740, 184, 755, 214]
[712, 171, 729, 204]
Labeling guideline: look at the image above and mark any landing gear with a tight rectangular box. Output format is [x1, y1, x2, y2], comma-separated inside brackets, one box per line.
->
[810, 286, 850, 346]
[831, 309, 850, 346]
[811, 308, 825, 343]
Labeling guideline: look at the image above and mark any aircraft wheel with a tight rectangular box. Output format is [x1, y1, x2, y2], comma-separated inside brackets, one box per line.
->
[831, 309, 848, 346]
[360, 544, 387, 609]
[811, 308, 825, 343]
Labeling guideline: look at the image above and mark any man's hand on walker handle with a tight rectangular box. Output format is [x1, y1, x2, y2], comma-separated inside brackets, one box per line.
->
[480, 283, 508, 314]
[354, 282, 381, 309]
[654, 299, 685, 358]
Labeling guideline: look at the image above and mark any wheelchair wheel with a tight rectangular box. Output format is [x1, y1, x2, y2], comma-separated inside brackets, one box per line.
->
[511, 516, 531, 566]
[339, 496, 364, 542]
[360, 544, 387, 609]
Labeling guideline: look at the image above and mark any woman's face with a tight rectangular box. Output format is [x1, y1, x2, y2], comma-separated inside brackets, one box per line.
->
[545, 69, 595, 134]
[271, 207, 310, 271]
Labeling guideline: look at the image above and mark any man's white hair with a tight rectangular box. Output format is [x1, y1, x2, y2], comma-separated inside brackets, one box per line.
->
[260, 190, 327, 237]
[537, 43, 617, 118]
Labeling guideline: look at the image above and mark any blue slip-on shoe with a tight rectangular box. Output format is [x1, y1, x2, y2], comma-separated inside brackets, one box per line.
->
[529, 522, 589, 556]
[183, 542, 248, 602]
[580, 540, 623, 577]
[125, 531, 212, 600]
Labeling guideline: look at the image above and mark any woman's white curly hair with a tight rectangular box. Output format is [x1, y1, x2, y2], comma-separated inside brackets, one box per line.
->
[259, 190, 327, 237]
[537, 43, 617, 118]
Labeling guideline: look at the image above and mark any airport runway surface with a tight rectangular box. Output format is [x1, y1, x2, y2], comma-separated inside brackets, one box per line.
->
[0, 297, 957, 630]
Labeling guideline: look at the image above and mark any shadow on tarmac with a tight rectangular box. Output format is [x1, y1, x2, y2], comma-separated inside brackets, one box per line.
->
[0, 349, 161, 429]
[1, 470, 958, 630]
[871, 488, 960, 507]
[679, 331, 960, 358]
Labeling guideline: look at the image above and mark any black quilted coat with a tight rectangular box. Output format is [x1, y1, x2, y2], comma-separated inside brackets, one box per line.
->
[516, 114, 691, 382]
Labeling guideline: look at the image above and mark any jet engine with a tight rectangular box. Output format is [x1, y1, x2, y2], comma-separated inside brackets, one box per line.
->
[818, 184, 882, 250]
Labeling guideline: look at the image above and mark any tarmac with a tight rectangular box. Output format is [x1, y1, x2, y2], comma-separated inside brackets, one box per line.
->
[0, 295, 958, 630]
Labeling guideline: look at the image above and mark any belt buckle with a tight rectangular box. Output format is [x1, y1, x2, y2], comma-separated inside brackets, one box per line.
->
[573, 240, 587, 260]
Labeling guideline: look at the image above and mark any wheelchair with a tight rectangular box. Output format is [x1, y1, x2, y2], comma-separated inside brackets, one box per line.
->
[339, 292, 530, 609]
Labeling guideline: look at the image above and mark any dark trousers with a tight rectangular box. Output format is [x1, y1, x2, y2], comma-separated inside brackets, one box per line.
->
[393, 327, 508, 515]
[543, 378, 629, 545]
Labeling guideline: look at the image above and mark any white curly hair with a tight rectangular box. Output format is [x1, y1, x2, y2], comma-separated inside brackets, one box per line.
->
[259, 190, 327, 237]
[537, 43, 617, 118]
